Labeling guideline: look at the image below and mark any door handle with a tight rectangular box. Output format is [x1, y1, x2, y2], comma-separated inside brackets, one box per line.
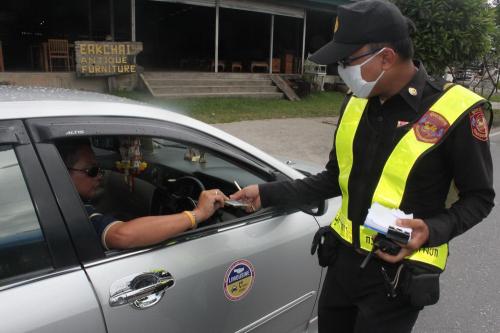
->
[109, 270, 174, 309]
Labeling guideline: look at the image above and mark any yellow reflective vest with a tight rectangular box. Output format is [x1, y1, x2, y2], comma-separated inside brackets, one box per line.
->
[331, 84, 486, 271]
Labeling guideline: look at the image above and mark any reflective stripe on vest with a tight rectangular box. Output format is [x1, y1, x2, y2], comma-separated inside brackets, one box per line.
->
[332, 97, 368, 244]
[331, 85, 485, 271]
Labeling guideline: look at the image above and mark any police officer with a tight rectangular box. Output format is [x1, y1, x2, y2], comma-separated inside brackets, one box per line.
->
[231, 0, 495, 332]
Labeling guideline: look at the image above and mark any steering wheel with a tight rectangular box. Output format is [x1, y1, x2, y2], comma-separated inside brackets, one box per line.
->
[151, 176, 205, 215]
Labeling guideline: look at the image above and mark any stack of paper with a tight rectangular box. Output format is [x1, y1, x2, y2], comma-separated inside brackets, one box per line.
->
[364, 202, 413, 242]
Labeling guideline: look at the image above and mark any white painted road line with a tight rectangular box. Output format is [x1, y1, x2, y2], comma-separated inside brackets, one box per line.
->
[490, 130, 500, 137]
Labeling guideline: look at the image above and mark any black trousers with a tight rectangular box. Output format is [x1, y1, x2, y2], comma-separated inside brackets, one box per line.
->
[318, 244, 421, 333]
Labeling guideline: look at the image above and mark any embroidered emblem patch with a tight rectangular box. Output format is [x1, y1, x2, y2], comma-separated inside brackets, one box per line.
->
[469, 107, 488, 141]
[413, 111, 450, 144]
[223, 260, 255, 301]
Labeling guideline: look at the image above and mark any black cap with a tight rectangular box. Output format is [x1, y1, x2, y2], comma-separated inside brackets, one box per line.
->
[309, 0, 412, 65]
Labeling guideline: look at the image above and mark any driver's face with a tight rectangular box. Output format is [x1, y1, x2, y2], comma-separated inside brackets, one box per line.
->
[69, 146, 102, 200]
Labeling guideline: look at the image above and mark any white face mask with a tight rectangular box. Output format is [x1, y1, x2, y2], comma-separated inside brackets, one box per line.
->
[338, 48, 385, 98]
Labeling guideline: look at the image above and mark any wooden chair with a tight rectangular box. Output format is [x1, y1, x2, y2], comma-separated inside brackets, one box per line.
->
[47, 39, 70, 72]
[0, 41, 4, 72]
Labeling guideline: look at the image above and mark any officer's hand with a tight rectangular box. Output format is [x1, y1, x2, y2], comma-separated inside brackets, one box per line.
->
[375, 218, 430, 264]
[194, 189, 228, 223]
[230, 185, 261, 213]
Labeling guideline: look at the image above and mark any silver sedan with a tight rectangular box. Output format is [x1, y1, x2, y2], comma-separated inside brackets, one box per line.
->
[0, 86, 339, 333]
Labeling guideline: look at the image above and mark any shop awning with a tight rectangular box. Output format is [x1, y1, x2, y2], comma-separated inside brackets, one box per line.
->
[149, 0, 306, 18]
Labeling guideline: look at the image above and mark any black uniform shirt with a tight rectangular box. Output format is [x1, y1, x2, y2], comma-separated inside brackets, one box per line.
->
[260, 62, 494, 247]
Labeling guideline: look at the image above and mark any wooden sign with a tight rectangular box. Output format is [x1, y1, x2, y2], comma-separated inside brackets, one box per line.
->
[75, 41, 143, 76]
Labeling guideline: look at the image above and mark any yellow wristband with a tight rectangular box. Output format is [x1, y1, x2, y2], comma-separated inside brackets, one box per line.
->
[183, 211, 196, 229]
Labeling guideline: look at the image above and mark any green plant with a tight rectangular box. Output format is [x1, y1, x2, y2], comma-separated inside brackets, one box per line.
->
[392, 0, 495, 76]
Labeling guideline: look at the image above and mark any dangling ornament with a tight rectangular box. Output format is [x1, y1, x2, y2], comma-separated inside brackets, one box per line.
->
[115, 137, 148, 191]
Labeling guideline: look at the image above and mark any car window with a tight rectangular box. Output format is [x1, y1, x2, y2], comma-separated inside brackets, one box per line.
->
[93, 136, 266, 221]
[0, 146, 52, 282]
[55, 135, 269, 253]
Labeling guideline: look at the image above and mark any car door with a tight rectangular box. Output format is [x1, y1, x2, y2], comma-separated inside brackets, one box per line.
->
[27, 116, 323, 333]
[0, 120, 106, 333]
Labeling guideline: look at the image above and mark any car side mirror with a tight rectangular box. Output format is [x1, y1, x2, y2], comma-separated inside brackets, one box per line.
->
[300, 199, 328, 216]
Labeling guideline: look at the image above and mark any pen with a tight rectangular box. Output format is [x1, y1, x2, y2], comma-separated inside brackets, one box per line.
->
[234, 180, 242, 191]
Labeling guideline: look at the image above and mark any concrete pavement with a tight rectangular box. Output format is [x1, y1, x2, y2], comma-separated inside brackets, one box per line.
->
[215, 117, 338, 167]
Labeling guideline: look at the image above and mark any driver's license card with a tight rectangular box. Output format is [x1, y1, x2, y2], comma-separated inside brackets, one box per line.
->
[224, 200, 250, 208]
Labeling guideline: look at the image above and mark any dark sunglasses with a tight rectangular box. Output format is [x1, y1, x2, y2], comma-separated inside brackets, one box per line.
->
[68, 166, 103, 178]
[338, 48, 382, 68]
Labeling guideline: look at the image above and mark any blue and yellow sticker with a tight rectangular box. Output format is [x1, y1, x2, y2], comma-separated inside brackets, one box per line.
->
[223, 259, 255, 301]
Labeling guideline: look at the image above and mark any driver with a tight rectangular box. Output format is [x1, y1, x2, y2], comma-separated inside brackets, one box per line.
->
[57, 139, 227, 250]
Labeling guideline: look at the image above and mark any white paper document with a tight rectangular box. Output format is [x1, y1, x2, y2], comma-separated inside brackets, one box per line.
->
[364, 202, 413, 241]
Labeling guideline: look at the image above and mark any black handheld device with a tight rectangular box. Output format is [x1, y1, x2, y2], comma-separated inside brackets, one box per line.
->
[360, 234, 401, 269]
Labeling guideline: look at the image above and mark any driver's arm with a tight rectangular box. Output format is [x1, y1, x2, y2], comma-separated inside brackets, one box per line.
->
[105, 189, 226, 249]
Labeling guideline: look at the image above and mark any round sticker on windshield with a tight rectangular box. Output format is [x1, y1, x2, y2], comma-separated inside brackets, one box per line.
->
[223, 259, 255, 301]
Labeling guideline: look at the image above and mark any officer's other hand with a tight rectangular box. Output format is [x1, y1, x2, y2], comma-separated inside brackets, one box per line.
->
[230, 185, 261, 213]
[194, 189, 228, 222]
[375, 218, 430, 264]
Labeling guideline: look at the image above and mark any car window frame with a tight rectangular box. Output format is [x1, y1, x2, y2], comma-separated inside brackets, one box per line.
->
[0, 120, 79, 289]
[25, 116, 299, 264]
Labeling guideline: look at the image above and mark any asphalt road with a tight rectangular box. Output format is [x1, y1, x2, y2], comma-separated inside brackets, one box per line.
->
[215, 118, 500, 333]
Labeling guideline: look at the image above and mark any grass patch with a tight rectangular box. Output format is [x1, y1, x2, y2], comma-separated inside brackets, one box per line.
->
[112, 91, 345, 123]
[489, 94, 500, 103]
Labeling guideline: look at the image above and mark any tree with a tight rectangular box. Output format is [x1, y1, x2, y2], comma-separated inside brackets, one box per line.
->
[470, 3, 500, 98]
[392, 0, 495, 76]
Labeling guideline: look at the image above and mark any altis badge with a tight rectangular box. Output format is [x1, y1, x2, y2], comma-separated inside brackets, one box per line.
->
[223, 259, 255, 301]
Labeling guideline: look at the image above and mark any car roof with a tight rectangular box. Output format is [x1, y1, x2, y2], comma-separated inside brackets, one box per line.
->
[0, 85, 192, 123]
[0, 86, 304, 179]
[0, 85, 134, 103]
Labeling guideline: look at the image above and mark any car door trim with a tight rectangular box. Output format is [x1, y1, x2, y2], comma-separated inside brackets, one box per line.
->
[0, 120, 79, 271]
[235, 291, 317, 333]
[82, 208, 296, 268]
[26, 116, 277, 179]
[0, 266, 81, 292]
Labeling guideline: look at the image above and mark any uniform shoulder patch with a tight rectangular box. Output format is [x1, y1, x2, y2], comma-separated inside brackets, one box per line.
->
[413, 110, 450, 144]
[469, 107, 488, 141]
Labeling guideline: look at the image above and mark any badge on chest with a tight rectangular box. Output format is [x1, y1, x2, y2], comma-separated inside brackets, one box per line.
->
[413, 111, 450, 144]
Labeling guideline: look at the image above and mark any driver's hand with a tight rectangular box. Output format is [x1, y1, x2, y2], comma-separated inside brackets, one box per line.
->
[230, 185, 261, 213]
[194, 189, 228, 223]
